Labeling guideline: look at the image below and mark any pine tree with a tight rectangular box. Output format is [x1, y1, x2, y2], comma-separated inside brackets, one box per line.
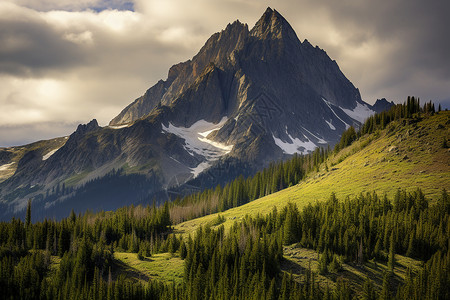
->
[406, 229, 416, 258]
[380, 271, 392, 300]
[266, 278, 276, 300]
[388, 231, 395, 272]
[283, 203, 299, 245]
[334, 277, 352, 300]
[25, 199, 32, 228]
[279, 272, 288, 300]
[180, 241, 187, 259]
[318, 249, 329, 275]
[362, 276, 377, 300]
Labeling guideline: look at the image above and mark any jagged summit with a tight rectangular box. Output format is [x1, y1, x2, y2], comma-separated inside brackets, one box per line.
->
[106, 7, 376, 180]
[75, 119, 100, 135]
[109, 7, 374, 155]
[1, 8, 383, 220]
[372, 98, 395, 113]
[250, 7, 298, 42]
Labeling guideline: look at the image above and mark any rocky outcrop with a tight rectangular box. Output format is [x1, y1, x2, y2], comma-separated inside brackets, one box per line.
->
[109, 20, 250, 126]
[371, 98, 395, 113]
[110, 81, 169, 125]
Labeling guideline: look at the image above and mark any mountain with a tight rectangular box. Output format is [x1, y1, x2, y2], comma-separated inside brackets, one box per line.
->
[0, 8, 383, 220]
[372, 98, 395, 113]
[175, 109, 450, 237]
[1, 101, 447, 299]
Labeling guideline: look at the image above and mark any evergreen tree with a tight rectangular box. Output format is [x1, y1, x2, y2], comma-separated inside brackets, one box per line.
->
[25, 199, 32, 228]
[388, 231, 396, 272]
[380, 271, 392, 300]
[283, 203, 299, 245]
[362, 276, 377, 300]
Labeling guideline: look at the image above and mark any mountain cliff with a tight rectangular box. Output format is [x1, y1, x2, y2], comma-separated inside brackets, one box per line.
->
[0, 8, 388, 220]
[111, 8, 374, 156]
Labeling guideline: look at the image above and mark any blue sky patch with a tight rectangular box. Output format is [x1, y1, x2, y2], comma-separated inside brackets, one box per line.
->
[90, 1, 134, 12]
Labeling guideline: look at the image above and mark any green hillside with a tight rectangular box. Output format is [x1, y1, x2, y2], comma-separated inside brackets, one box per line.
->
[175, 110, 449, 237]
[1, 104, 448, 299]
[281, 245, 423, 297]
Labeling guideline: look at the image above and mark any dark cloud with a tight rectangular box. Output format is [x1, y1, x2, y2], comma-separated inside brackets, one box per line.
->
[0, 0, 449, 146]
[0, 14, 90, 77]
[313, 0, 450, 102]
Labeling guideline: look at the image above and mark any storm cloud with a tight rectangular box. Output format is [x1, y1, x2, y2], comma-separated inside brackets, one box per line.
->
[0, 0, 449, 146]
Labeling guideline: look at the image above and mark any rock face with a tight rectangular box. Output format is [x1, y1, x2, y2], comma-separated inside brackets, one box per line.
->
[0, 8, 383, 220]
[110, 8, 372, 152]
[110, 20, 250, 126]
[372, 98, 395, 113]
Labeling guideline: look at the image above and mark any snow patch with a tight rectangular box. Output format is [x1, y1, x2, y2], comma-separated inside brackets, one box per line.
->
[0, 162, 15, 171]
[190, 161, 211, 178]
[162, 117, 232, 160]
[325, 119, 336, 130]
[42, 148, 61, 161]
[340, 102, 375, 123]
[161, 117, 233, 176]
[108, 124, 130, 129]
[302, 127, 327, 144]
[322, 97, 350, 129]
[168, 156, 183, 165]
[272, 132, 317, 155]
[197, 137, 233, 152]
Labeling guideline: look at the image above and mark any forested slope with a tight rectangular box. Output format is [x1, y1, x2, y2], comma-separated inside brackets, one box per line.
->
[1, 99, 449, 299]
[175, 101, 449, 236]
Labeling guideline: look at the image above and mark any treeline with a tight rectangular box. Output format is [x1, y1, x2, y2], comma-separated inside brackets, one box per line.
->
[180, 189, 449, 299]
[0, 189, 448, 299]
[183, 223, 283, 299]
[0, 200, 176, 299]
[335, 96, 441, 152]
[172, 97, 440, 224]
[170, 148, 334, 224]
[170, 154, 305, 223]
[280, 189, 447, 262]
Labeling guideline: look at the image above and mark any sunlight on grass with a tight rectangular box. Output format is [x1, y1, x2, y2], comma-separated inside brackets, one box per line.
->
[175, 112, 450, 238]
[114, 252, 184, 284]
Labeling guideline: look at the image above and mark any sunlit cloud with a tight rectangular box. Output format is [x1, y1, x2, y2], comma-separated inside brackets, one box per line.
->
[0, 0, 449, 147]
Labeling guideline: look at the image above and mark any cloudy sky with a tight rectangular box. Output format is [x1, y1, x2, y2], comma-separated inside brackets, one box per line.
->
[1, 0, 449, 146]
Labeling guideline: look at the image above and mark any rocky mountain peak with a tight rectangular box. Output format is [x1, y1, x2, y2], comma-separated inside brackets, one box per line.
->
[75, 119, 100, 135]
[372, 98, 395, 113]
[193, 19, 249, 69]
[224, 20, 248, 34]
[0, 7, 382, 221]
[250, 7, 298, 42]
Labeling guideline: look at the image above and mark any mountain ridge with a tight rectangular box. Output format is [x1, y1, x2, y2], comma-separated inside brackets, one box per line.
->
[0, 7, 393, 220]
[174, 109, 450, 237]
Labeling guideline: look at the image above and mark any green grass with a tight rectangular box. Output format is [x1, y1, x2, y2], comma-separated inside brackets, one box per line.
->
[282, 245, 423, 297]
[48, 255, 62, 277]
[301, 112, 450, 202]
[175, 112, 450, 237]
[113, 252, 184, 284]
